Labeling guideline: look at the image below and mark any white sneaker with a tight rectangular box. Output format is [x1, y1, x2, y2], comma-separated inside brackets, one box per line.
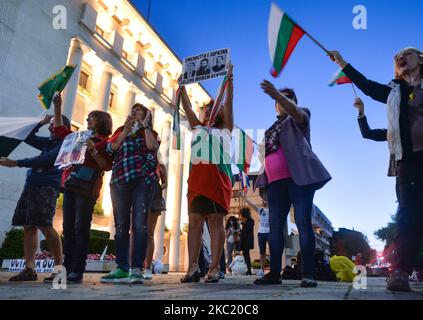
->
[257, 269, 265, 278]
[143, 268, 153, 280]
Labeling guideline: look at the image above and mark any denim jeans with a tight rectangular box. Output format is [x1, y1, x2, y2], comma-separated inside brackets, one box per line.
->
[63, 190, 96, 274]
[392, 152, 423, 273]
[267, 178, 316, 277]
[110, 178, 156, 272]
[226, 241, 235, 267]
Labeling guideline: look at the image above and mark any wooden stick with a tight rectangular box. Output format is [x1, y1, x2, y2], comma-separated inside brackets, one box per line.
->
[303, 30, 329, 54]
[351, 83, 358, 98]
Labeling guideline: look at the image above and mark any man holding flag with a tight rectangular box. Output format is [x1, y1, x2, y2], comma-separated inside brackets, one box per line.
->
[0, 95, 71, 283]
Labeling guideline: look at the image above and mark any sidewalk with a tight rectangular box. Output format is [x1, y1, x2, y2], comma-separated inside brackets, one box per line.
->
[0, 272, 422, 300]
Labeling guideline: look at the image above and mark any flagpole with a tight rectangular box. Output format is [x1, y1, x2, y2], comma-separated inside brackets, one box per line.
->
[351, 83, 358, 98]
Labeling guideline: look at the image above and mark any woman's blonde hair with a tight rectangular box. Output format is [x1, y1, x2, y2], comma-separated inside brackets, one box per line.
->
[394, 47, 423, 80]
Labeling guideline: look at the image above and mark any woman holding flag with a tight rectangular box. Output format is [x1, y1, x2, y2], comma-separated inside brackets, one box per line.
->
[254, 84, 331, 288]
[329, 48, 423, 292]
[179, 64, 234, 284]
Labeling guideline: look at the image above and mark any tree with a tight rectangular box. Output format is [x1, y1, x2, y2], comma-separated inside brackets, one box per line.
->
[374, 215, 397, 247]
[330, 228, 373, 264]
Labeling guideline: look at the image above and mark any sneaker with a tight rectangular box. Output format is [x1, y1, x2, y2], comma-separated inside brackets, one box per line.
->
[129, 268, 144, 284]
[253, 272, 281, 285]
[9, 267, 37, 282]
[219, 271, 225, 279]
[67, 272, 83, 284]
[142, 269, 153, 280]
[301, 277, 318, 288]
[387, 270, 411, 292]
[257, 269, 265, 278]
[100, 267, 129, 283]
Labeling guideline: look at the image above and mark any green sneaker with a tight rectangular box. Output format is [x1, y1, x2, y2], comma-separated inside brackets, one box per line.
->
[129, 268, 144, 284]
[101, 267, 129, 283]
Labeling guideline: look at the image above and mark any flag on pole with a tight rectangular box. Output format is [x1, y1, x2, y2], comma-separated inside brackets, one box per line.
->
[235, 128, 254, 174]
[268, 3, 305, 77]
[329, 68, 352, 86]
[240, 171, 251, 194]
[172, 88, 182, 150]
[208, 75, 230, 127]
[0, 113, 46, 157]
[38, 65, 76, 109]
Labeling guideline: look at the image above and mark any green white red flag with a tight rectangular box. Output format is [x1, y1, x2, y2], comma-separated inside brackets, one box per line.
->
[268, 3, 305, 77]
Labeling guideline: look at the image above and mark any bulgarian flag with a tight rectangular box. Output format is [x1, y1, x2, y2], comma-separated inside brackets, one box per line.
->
[329, 68, 352, 86]
[38, 65, 76, 109]
[172, 88, 182, 150]
[0, 113, 45, 157]
[268, 3, 305, 77]
[208, 75, 230, 127]
[235, 128, 254, 174]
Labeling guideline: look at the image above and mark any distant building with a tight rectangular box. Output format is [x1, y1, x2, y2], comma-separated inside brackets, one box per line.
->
[312, 205, 334, 257]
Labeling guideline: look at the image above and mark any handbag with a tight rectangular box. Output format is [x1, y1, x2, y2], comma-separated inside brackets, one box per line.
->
[64, 166, 101, 198]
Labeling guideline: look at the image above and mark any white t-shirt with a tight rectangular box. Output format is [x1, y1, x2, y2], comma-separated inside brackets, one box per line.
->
[258, 208, 270, 234]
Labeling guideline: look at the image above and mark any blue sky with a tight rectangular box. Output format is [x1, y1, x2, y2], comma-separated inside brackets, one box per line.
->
[133, 0, 423, 251]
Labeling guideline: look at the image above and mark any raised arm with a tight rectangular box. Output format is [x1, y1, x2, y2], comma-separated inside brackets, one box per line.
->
[53, 93, 63, 127]
[354, 98, 388, 141]
[179, 85, 201, 129]
[222, 64, 234, 132]
[108, 116, 136, 152]
[260, 80, 307, 125]
[329, 51, 392, 104]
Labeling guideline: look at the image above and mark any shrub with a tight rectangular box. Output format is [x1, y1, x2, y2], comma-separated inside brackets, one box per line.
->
[56, 193, 103, 216]
[0, 228, 24, 259]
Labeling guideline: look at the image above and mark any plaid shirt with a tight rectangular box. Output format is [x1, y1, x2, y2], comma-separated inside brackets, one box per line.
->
[106, 127, 159, 185]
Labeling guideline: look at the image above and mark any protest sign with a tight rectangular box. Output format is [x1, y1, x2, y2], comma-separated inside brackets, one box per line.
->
[54, 130, 92, 169]
[179, 48, 230, 85]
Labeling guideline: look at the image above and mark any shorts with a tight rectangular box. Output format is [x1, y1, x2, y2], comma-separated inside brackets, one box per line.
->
[151, 183, 166, 214]
[188, 196, 228, 215]
[258, 233, 269, 255]
[12, 186, 60, 227]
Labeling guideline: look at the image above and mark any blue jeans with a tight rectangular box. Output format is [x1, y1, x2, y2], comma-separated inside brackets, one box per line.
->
[267, 178, 316, 277]
[110, 178, 156, 272]
[62, 190, 96, 274]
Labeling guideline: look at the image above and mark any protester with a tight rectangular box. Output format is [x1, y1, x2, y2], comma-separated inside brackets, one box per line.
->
[53, 98, 113, 283]
[101, 103, 159, 284]
[239, 207, 254, 275]
[144, 161, 167, 280]
[245, 189, 269, 278]
[329, 47, 423, 292]
[225, 216, 240, 272]
[180, 64, 234, 284]
[0, 95, 69, 283]
[254, 82, 331, 287]
[228, 251, 248, 275]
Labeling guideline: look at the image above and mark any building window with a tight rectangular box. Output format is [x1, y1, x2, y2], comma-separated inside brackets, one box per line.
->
[109, 89, 117, 111]
[79, 69, 91, 91]
[95, 25, 105, 37]
[122, 50, 128, 59]
[71, 124, 80, 132]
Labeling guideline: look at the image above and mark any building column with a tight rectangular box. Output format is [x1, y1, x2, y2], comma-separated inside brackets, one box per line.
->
[154, 118, 172, 264]
[97, 65, 114, 112]
[62, 38, 84, 118]
[123, 85, 137, 116]
[168, 133, 184, 272]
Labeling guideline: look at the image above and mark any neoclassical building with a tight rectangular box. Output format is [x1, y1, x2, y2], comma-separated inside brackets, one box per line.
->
[0, 0, 212, 271]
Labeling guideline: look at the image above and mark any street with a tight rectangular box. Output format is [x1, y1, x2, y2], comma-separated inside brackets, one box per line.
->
[0, 272, 422, 300]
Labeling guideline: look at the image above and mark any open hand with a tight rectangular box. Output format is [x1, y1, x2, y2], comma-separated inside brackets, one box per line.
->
[260, 80, 281, 101]
[0, 158, 18, 167]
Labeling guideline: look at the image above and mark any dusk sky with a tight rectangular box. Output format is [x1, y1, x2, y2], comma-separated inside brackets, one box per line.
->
[132, 0, 423, 251]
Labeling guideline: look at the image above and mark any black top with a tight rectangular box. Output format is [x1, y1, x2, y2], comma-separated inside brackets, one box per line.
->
[343, 64, 414, 159]
[240, 218, 255, 251]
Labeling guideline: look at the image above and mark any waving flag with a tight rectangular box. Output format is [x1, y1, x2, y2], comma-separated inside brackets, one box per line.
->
[329, 69, 352, 86]
[208, 75, 230, 127]
[0, 113, 45, 157]
[38, 65, 76, 109]
[234, 128, 254, 174]
[240, 171, 251, 194]
[268, 3, 305, 77]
